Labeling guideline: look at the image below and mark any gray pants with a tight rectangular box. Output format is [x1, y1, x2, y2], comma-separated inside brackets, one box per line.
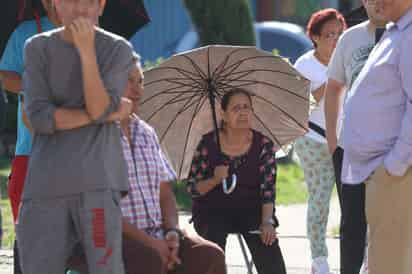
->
[16, 190, 124, 274]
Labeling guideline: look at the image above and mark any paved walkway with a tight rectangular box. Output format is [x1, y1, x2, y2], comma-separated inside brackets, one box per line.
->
[0, 198, 341, 274]
[179, 197, 341, 274]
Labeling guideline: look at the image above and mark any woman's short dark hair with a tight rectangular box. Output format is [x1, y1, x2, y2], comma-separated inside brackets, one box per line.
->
[220, 88, 252, 111]
[306, 8, 347, 48]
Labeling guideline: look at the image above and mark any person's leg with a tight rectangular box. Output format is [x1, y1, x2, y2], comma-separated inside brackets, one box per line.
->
[193, 217, 229, 251]
[8, 155, 29, 274]
[177, 234, 226, 274]
[66, 243, 90, 274]
[76, 190, 125, 274]
[312, 142, 336, 273]
[295, 137, 335, 268]
[365, 165, 412, 274]
[8, 156, 29, 222]
[241, 233, 286, 274]
[340, 183, 367, 274]
[122, 236, 165, 274]
[332, 147, 344, 273]
[332, 147, 343, 213]
[13, 240, 22, 274]
[67, 237, 166, 274]
[16, 197, 77, 274]
[67, 235, 166, 274]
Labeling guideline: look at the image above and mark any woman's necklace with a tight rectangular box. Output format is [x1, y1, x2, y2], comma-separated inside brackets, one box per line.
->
[221, 131, 252, 169]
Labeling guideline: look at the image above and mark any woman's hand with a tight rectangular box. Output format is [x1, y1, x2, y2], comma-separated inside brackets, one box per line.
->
[213, 165, 229, 183]
[259, 223, 278, 246]
[70, 18, 96, 57]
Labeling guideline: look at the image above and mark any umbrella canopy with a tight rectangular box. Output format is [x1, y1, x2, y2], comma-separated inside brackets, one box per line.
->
[140, 45, 311, 179]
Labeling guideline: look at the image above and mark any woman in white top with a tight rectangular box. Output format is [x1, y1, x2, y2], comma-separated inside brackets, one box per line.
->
[294, 8, 346, 274]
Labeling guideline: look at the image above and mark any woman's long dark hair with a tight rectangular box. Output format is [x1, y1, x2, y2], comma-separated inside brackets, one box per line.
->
[220, 88, 252, 129]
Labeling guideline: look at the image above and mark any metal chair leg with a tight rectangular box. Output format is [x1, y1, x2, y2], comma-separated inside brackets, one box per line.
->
[237, 234, 254, 274]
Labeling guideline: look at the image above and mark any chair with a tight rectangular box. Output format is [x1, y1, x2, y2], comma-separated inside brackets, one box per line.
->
[236, 233, 254, 274]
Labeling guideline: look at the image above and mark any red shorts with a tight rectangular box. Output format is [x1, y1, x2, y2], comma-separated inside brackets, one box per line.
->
[8, 155, 29, 223]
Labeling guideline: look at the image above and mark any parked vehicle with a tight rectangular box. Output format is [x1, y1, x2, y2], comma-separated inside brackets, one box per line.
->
[175, 21, 313, 64]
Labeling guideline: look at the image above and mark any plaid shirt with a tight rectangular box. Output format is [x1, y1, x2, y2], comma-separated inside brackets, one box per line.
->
[120, 115, 176, 236]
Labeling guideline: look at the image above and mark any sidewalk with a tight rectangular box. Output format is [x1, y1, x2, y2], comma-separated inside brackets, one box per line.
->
[180, 197, 341, 274]
[0, 198, 341, 274]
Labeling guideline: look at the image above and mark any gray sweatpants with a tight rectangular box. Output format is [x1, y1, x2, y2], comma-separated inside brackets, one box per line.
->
[16, 190, 124, 274]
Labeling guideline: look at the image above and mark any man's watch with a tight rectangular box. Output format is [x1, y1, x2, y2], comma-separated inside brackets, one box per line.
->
[164, 228, 184, 240]
[262, 218, 275, 226]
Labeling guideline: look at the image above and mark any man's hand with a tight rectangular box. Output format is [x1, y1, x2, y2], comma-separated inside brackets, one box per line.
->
[165, 231, 182, 271]
[151, 238, 171, 269]
[70, 18, 96, 56]
[107, 97, 133, 122]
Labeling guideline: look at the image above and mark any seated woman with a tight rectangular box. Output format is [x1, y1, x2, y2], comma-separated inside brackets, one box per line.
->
[187, 88, 286, 274]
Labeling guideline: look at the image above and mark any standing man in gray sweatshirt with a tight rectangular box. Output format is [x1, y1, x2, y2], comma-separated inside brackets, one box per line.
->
[17, 0, 136, 273]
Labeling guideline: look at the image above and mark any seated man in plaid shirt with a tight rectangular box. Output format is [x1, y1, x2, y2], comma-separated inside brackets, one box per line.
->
[68, 56, 226, 274]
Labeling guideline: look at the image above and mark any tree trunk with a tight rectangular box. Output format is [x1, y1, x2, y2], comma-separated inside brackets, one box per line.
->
[183, 0, 256, 46]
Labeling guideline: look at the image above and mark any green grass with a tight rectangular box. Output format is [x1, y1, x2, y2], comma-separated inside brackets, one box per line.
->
[276, 162, 307, 205]
[173, 181, 192, 212]
[173, 161, 307, 211]
[0, 157, 13, 248]
[1, 199, 14, 249]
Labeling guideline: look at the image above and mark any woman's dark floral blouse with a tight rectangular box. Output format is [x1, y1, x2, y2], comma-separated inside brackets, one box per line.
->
[187, 133, 278, 205]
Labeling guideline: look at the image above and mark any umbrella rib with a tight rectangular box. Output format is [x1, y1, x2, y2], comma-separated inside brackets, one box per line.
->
[211, 53, 232, 79]
[147, 66, 205, 80]
[211, 47, 249, 79]
[177, 96, 207, 178]
[145, 92, 203, 122]
[163, 93, 203, 107]
[252, 113, 283, 149]
[216, 55, 292, 81]
[181, 55, 208, 80]
[164, 78, 205, 90]
[214, 59, 246, 83]
[145, 75, 204, 89]
[220, 68, 302, 81]
[216, 80, 309, 101]
[217, 70, 254, 84]
[140, 83, 203, 105]
[251, 92, 308, 130]
[158, 94, 204, 143]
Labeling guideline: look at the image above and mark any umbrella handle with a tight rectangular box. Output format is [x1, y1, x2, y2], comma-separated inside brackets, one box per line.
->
[222, 174, 237, 194]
